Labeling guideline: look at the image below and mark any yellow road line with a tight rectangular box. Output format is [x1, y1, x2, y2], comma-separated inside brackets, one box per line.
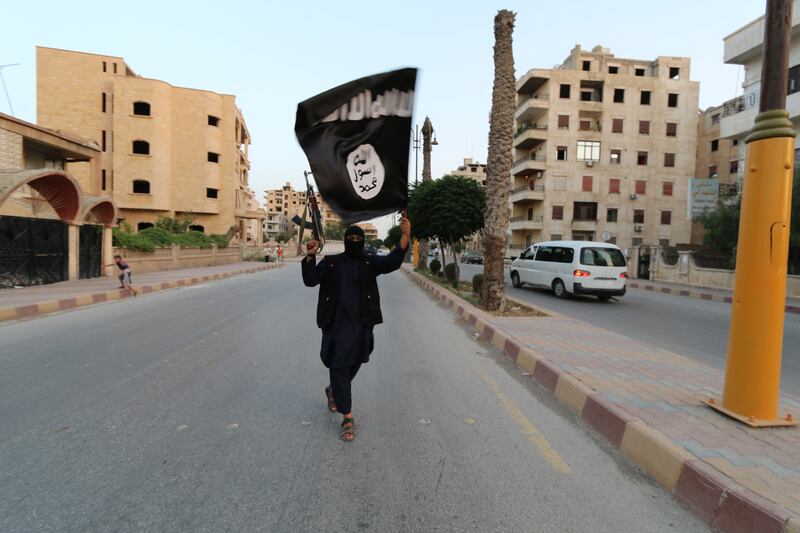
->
[471, 360, 572, 475]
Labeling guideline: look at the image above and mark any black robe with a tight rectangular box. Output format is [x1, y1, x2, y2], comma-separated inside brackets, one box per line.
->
[302, 246, 406, 368]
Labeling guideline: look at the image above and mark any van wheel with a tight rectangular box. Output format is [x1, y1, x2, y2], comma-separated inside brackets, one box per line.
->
[511, 271, 521, 288]
[552, 279, 568, 299]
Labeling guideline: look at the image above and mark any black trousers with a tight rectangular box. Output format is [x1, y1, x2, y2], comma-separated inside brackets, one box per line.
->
[329, 364, 361, 415]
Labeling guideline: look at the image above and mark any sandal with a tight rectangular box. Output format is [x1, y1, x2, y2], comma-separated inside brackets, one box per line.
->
[340, 417, 356, 442]
[325, 386, 337, 412]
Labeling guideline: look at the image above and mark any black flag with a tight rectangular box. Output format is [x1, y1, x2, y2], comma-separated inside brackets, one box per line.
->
[294, 68, 417, 225]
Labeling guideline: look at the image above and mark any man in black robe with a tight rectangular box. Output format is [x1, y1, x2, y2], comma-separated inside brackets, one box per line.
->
[302, 218, 411, 442]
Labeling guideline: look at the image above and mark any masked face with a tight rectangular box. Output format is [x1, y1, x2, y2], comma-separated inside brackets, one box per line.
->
[344, 227, 366, 258]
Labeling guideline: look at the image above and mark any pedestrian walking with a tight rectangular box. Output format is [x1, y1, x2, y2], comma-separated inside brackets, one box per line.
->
[301, 217, 411, 442]
[277, 244, 284, 262]
[105, 255, 138, 296]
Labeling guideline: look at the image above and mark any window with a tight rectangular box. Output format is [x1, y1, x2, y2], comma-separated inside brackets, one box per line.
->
[102, 130, 107, 152]
[573, 202, 598, 221]
[732, 139, 739, 146]
[552, 247, 575, 263]
[137, 222, 153, 231]
[632, 237, 643, 247]
[609, 178, 621, 193]
[576, 140, 601, 161]
[133, 180, 150, 194]
[730, 160, 739, 174]
[582, 60, 591, 71]
[102, 93, 107, 113]
[189, 225, 205, 233]
[661, 211, 672, 225]
[639, 120, 650, 135]
[613, 88, 625, 103]
[208, 152, 220, 163]
[666, 122, 677, 137]
[640, 91, 651, 105]
[607, 208, 618, 222]
[552, 205, 564, 220]
[612, 118, 623, 133]
[668, 93, 679, 107]
[664, 153, 675, 167]
[608, 66, 619, 74]
[711, 113, 720, 125]
[102, 61, 107, 73]
[659, 239, 670, 249]
[663, 182, 674, 196]
[559, 84, 571, 99]
[206, 188, 219, 199]
[535, 246, 554, 262]
[634, 209, 645, 224]
[113, 63, 117, 74]
[709, 165, 718, 178]
[557, 114, 570, 129]
[208, 115, 220, 127]
[635, 180, 647, 195]
[635, 68, 646, 77]
[133, 101, 151, 116]
[710, 139, 719, 152]
[132, 140, 150, 155]
[669, 67, 680, 80]
[102, 169, 107, 191]
[582, 175, 593, 192]
[556, 146, 568, 161]
[579, 120, 591, 131]
[610, 149, 621, 165]
[637, 151, 648, 165]
[581, 247, 626, 267]
[580, 91, 593, 102]
[789, 64, 800, 95]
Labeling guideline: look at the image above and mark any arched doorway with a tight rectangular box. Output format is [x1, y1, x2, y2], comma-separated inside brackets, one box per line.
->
[80, 197, 117, 280]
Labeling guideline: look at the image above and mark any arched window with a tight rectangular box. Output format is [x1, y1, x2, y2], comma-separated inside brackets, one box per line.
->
[132, 140, 150, 155]
[133, 101, 151, 116]
[189, 225, 205, 233]
[137, 222, 154, 231]
[132, 180, 150, 194]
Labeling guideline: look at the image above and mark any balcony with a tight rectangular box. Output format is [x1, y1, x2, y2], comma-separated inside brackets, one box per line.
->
[517, 71, 549, 94]
[512, 154, 546, 177]
[720, 90, 760, 139]
[510, 215, 544, 231]
[571, 219, 598, 231]
[515, 96, 549, 122]
[510, 184, 545, 203]
[514, 123, 548, 149]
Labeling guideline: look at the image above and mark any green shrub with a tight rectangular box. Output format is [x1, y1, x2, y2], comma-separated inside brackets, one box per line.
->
[138, 227, 174, 247]
[444, 262, 458, 282]
[472, 273, 484, 294]
[429, 259, 441, 275]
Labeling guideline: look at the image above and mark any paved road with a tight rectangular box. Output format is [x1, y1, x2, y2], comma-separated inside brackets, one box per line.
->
[0, 266, 705, 532]
[459, 263, 800, 396]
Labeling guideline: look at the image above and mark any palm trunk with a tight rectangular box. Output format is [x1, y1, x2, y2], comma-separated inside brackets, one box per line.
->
[481, 9, 516, 312]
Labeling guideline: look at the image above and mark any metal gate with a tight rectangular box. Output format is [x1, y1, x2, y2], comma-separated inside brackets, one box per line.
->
[0, 216, 68, 288]
[79, 225, 103, 279]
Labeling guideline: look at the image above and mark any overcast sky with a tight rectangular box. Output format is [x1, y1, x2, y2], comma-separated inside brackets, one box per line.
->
[3, 0, 765, 237]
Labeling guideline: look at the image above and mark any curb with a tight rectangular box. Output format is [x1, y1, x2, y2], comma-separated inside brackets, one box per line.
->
[0, 263, 285, 324]
[628, 281, 800, 315]
[405, 268, 798, 533]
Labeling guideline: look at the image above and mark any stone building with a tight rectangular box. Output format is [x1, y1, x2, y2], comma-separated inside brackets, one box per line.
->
[36, 46, 263, 246]
[0, 113, 117, 287]
[449, 157, 486, 185]
[511, 45, 700, 255]
[357, 223, 378, 241]
[263, 182, 341, 241]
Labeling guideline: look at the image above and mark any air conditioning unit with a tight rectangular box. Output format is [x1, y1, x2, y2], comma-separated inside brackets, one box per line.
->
[585, 160, 595, 167]
[629, 194, 638, 200]
[634, 224, 644, 233]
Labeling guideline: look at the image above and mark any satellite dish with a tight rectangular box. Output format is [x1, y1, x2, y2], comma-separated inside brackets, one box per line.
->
[601, 231, 612, 242]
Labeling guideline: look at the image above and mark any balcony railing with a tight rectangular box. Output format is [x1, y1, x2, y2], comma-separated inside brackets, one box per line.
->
[722, 91, 760, 118]
[510, 215, 544, 223]
[514, 123, 548, 138]
[512, 154, 547, 167]
[516, 93, 549, 109]
[511, 184, 545, 194]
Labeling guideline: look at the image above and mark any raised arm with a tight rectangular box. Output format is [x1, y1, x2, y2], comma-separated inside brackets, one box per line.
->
[301, 240, 328, 287]
[371, 216, 411, 275]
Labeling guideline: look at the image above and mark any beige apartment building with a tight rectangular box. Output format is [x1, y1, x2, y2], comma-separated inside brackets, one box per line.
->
[450, 157, 486, 185]
[511, 45, 699, 255]
[36, 46, 263, 245]
[263, 182, 341, 241]
[358, 223, 378, 241]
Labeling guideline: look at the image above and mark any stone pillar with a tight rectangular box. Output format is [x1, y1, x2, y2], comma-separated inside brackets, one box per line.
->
[678, 250, 691, 277]
[67, 224, 79, 281]
[102, 226, 114, 276]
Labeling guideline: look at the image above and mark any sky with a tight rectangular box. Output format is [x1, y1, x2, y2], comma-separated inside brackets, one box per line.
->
[2, 0, 765, 238]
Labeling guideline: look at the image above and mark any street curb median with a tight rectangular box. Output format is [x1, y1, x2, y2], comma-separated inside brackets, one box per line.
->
[404, 267, 798, 533]
[628, 281, 800, 315]
[0, 263, 285, 324]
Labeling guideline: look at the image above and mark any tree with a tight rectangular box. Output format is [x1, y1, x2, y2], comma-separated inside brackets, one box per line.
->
[482, 9, 516, 311]
[408, 175, 485, 278]
[384, 225, 402, 250]
[697, 193, 741, 253]
[324, 221, 345, 240]
[155, 212, 195, 233]
[275, 230, 294, 243]
[369, 238, 384, 249]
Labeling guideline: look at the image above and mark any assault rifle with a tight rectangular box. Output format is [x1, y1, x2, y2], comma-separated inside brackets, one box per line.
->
[291, 171, 325, 254]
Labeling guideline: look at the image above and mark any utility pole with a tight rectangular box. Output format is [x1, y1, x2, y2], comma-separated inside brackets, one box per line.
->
[417, 116, 435, 267]
[708, 0, 797, 426]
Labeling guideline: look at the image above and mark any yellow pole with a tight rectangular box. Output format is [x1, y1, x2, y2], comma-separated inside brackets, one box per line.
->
[413, 238, 419, 267]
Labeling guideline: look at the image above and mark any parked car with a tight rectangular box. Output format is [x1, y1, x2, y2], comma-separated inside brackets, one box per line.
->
[364, 245, 378, 257]
[460, 251, 484, 264]
[509, 240, 627, 301]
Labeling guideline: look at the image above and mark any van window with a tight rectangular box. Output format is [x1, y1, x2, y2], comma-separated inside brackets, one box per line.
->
[535, 246, 554, 262]
[580, 247, 626, 267]
[552, 247, 575, 263]
[519, 248, 535, 260]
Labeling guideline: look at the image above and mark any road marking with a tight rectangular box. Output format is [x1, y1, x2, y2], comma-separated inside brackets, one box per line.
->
[471, 360, 572, 475]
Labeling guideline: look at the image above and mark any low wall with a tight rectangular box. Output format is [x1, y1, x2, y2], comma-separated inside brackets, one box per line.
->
[647, 248, 800, 297]
[111, 245, 243, 274]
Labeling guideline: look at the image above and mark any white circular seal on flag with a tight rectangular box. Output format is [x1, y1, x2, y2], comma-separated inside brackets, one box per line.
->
[346, 144, 385, 200]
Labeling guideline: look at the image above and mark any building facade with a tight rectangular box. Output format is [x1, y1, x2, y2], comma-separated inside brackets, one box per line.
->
[263, 181, 341, 241]
[511, 45, 699, 255]
[449, 157, 486, 185]
[36, 46, 263, 245]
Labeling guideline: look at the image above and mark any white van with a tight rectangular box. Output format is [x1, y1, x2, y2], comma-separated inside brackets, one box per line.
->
[510, 240, 628, 300]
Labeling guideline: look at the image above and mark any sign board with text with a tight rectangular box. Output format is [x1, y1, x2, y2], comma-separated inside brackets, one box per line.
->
[688, 178, 719, 220]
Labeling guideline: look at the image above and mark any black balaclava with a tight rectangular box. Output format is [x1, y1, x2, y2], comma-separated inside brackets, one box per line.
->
[344, 225, 366, 258]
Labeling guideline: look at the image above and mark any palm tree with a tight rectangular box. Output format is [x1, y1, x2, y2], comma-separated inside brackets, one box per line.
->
[482, 9, 516, 311]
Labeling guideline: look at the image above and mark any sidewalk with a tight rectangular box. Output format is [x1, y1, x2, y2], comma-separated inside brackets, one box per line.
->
[629, 278, 800, 314]
[406, 267, 800, 533]
[0, 262, 284, 323]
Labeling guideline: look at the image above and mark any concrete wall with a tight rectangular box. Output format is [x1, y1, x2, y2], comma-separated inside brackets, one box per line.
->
[0, 129, 23, 168]
[111, 245, 243, 274]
